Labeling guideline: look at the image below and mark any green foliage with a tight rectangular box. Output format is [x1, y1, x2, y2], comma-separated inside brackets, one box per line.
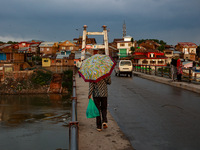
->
[31, 70, 52, 86]
[158, 67, 169, 73]
[62, 70, 73, 93]
[7, 41, 18, 44]
[131, 38, 134, 43]
[158, 45, 165, 52]
[197, 45, 200, 57]
[32, 56, 42, 61]
[130, 46, 135, 54]
[137, 39, 167, 45]
[0, 41, 4, 44]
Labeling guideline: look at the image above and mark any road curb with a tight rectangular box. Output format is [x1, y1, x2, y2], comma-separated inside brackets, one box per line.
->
[133, 71, 200, 94]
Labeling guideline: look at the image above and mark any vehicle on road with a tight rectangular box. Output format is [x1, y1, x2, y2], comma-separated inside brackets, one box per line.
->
[114, 60, 133, 77]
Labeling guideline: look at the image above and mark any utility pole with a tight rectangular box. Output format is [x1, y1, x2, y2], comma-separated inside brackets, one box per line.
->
[123, 20, 126, 38]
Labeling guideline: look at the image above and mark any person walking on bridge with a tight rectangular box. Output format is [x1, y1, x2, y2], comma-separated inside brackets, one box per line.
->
[88, 76, 111, 132]
[170, 57, 177, 81]
[76, 59, 82, 77]
[78, 54, 116, 132]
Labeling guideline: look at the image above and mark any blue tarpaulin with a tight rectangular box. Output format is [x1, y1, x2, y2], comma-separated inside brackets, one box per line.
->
[0, 53, 6, 60]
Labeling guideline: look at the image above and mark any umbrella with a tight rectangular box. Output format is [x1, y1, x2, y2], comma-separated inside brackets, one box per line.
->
[78, 54, 116, 82]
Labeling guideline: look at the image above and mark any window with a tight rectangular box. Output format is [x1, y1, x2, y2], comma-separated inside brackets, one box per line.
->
[62, 47, 65, 50]
[44, 60, 48, 62]
[150, 60, 156, 64]
[120, 43, 125, 47]
[70, 47, 73, 50]
[47, 48, 50, 51]
[142, 60, 148, 64]
[120, 61, 131, 66]
[40, 48, 44, 51]
[165, 52, 172, 55]
[150, 53, 155, 58]
[56, 60, 61, 63]
[128, 43, 131, 47]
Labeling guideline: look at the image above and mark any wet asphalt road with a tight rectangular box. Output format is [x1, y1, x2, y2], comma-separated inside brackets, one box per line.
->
[108, 73, 200, 150]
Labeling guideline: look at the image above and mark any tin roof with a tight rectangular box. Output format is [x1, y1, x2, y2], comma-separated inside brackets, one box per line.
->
[42, 54, 57, 59]
[30, 44, 40, 47]
[178, 42, 197, 47]
[0, 44, 12, 49]
[39, 42, 55, 47]
[173, 51, 181, 54]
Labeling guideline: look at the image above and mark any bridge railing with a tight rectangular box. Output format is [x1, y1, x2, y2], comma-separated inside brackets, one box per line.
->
[133, 64, 200, 84]
[69, 67, 79, 150]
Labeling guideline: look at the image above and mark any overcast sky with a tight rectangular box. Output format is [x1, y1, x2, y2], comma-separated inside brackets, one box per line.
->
[0, 0, 200, 45]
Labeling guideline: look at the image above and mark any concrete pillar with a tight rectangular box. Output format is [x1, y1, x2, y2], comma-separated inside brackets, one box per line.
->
[82, 25, 87, 49]
[102, 25, 109, 56]
[81, 25, 87, 60]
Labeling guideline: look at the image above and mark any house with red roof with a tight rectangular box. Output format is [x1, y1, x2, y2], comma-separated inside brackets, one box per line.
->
[132, 48, 167, 66]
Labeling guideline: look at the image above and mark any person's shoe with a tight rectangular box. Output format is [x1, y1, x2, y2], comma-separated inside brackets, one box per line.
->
[103, 123, 108, 129]
[97, 128, 102, 132]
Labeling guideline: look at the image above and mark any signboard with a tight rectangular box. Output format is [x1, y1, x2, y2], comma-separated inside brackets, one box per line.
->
[92, 45, 105, 49]
[4, 64, 12, 66]
[86, 45, 92, 49]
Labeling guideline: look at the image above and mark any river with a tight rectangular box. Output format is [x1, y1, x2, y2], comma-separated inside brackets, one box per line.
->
[0, 94, 71, 150]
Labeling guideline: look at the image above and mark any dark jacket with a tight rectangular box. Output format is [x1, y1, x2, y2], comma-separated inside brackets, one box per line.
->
[171, 58, 177, 67]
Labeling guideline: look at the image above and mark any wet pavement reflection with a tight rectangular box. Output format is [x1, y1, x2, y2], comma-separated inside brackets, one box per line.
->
[0, 94, 71, 150]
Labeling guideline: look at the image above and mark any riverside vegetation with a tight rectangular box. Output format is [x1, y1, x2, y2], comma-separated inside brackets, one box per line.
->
[0, 69, 73, 95]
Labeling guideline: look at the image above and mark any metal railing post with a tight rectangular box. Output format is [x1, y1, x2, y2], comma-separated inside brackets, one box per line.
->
[69, 67, 79, 150]
[189, 67, 192, 82]
[149, 65, 151, 75]
[145, 65, 147, 74]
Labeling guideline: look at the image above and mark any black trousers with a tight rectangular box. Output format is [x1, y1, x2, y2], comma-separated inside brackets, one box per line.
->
[93, 97, 107, 129]
[177, 74, 182, 81]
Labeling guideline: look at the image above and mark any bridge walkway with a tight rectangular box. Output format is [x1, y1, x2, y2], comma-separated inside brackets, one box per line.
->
[76, 71, 200, 149]
[76, 73, 134, 150]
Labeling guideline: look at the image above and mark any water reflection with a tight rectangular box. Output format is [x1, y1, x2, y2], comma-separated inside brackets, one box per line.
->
[0, 94, 71, 127]
[0, 94, 71, 150]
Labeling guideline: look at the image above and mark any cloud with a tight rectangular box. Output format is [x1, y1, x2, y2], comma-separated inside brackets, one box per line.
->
[0, 0, 200, 45]
[0, 35, 29, 42]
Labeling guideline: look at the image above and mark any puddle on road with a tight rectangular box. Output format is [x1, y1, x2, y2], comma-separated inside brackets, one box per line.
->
[0, 94, 71, 150]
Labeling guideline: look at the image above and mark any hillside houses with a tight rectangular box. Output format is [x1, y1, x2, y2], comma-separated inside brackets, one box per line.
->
[0, 35, 199, 82]
[175, 42, 197, 61]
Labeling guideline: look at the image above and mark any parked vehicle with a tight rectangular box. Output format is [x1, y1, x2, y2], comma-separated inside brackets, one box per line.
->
[114, 60, 133, 77]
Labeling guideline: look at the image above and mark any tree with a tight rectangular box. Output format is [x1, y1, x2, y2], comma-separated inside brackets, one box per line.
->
[158, 45, 165, 52]
[131, 38, 134, 43]
[0, 41, 4, 44]
[197, 45, 200, 57]
[130, 46, 135, 54]
[7, 41, 18, 44]
[137, 39, 167, 46]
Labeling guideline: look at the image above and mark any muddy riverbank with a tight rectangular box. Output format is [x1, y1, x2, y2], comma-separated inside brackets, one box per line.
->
[0, 70, 72, 95]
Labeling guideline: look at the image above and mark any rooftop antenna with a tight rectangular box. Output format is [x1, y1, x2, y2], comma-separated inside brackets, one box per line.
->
[123, 20, 126, 38]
